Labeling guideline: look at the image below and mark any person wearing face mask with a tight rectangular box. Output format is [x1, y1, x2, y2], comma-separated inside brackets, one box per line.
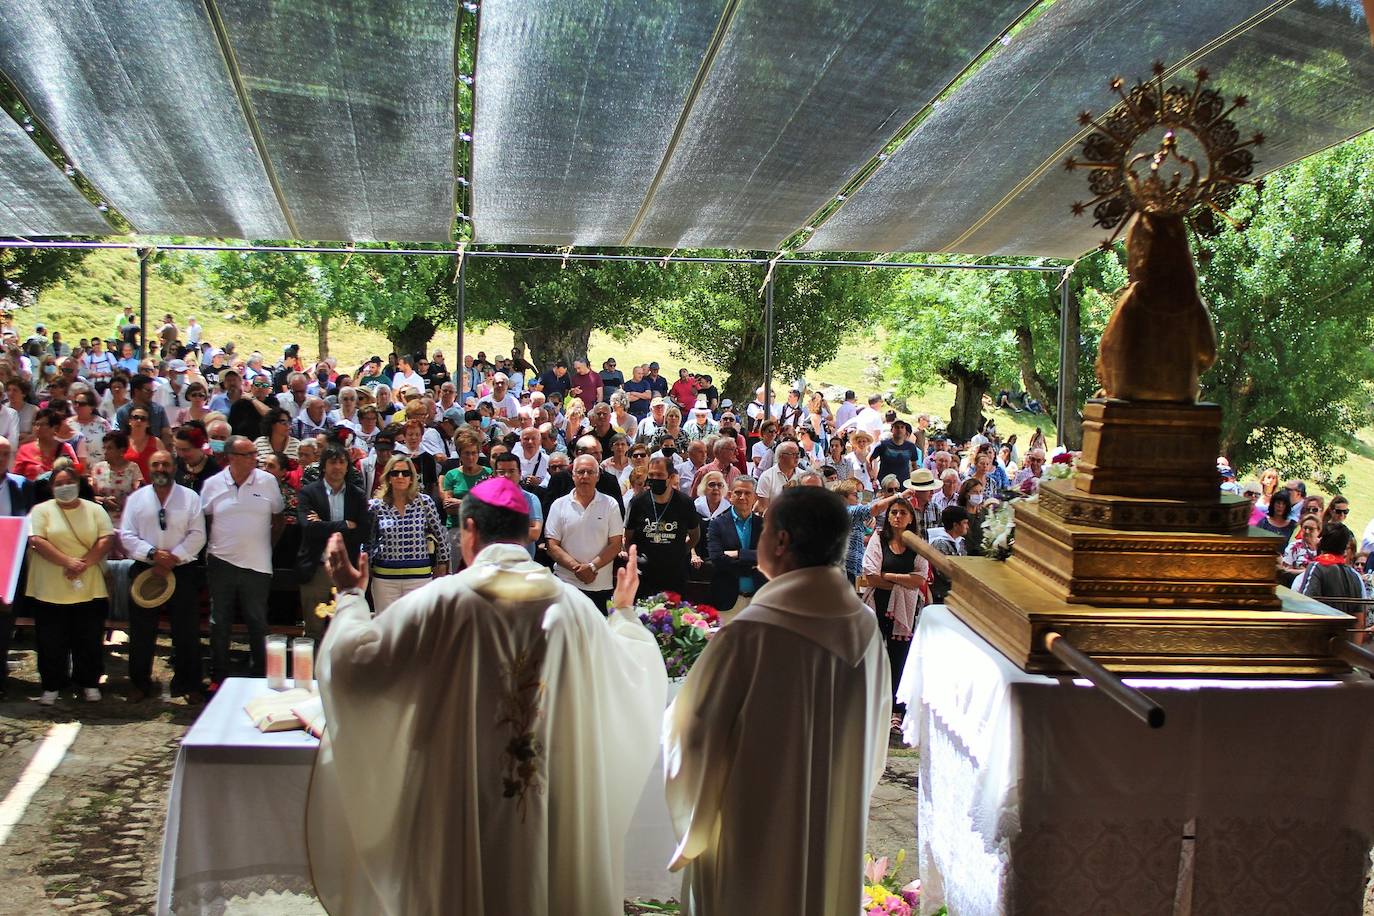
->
[957, 476, 989, 556]
[624, 456, 700, 599]
[27, 461, 116, 705]
[119, 450, 207, 702]
[205, 419, 232, 466]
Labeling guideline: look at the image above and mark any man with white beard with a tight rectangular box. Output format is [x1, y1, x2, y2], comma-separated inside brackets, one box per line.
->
[307, 476, 666, 915]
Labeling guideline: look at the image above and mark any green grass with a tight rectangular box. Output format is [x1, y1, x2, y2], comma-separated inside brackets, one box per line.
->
[30, 250, 1374, 522]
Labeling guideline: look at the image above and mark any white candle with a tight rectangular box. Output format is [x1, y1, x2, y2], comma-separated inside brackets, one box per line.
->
[292, 639, 314, 690]
[265, 636, 287, 689]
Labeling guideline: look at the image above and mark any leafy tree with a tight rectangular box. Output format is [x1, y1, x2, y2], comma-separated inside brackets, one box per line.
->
[0, 247, 94, 312]
[179, 243, 458, 360]
[881, 252, 1121, 444]
[655, 255, 892, 406]
[1196, 132, 1374, 481]
[463, 250, 675, 369]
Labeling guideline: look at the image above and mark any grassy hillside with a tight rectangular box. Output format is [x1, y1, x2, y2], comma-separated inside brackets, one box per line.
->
[30, 250, 1374, 523]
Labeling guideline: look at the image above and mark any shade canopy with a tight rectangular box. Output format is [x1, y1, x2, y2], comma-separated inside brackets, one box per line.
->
[0, 0, 1369, 258]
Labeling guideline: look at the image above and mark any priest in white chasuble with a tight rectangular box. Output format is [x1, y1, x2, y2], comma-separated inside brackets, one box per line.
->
[306, 476, 667, 916]
[664, 486, 891, 915]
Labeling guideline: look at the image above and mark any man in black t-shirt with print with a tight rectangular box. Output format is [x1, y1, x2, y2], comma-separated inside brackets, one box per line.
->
[624, 456, 700, 599]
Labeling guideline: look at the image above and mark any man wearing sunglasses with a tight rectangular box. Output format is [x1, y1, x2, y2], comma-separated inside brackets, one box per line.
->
[119, 450, 206, 701]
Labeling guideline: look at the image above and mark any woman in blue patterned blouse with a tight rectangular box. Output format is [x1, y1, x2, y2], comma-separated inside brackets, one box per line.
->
[368, 454, 451, 612]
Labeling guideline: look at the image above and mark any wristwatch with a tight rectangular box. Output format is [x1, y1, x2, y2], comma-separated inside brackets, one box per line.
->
[146, 546, 157, 561]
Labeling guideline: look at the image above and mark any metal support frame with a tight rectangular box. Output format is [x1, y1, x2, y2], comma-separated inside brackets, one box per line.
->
[455, 254, 466, 392]
[8, 239, 1077, 441]
[0, 239, 1063, 273]
[762, 271, 774, 419]
[138, 247, 149, 358]
[1056, 270, 1072, 448]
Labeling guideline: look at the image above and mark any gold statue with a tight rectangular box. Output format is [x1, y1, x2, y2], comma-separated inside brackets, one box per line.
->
[1066, 65, 1262, 403]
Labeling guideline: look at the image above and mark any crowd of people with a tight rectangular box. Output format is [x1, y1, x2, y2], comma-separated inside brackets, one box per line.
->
[0, 311, 1367, 709]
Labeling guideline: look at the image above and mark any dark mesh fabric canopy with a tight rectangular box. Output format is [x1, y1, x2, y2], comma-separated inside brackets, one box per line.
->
[0, 0, 1369, 256]
[0, 113, 110, 236]
[800, 0, 1281, 255]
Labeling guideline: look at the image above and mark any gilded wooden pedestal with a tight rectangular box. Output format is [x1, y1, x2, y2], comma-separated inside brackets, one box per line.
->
[947, 400, 1356, 676]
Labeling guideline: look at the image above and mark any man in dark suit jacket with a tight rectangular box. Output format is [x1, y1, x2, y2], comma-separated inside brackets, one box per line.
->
[706, 476, 763, 614]
[297, 445, 371, 640]
[0, 442, 33, 699]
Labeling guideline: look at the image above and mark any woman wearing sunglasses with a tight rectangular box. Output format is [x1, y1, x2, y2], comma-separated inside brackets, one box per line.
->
[123, 407, 160, 482]
[368, 455, 451, 612]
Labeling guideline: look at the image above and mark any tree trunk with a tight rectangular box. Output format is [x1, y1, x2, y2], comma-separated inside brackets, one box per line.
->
[939, 361, 991, 442]
[388, 314, 437, 363]
[520, 324, 592, 372]
[1013, 324, 1057, 421]
[1060, 285, 1083, 449]
[316, 315, 329, 360]
[720, 324, 767, 408]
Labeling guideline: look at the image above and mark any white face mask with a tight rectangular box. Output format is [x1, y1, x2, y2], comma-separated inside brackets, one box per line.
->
[53, 483, 80, 503]
[969, 493, 984, 506]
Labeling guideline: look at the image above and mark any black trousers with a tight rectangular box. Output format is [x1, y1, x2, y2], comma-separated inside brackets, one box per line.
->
[129, 562, 204, 694]
[873, 590, 909, 711]
[34, 598, 106, 691]
[579, 588, 615, 615]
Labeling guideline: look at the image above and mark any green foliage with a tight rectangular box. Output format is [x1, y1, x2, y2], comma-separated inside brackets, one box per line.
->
[656, 255, 891, 404]
[1197, 132, 1374, 481]
[0, 248, 95, 310]
[464, 250, 675, 368]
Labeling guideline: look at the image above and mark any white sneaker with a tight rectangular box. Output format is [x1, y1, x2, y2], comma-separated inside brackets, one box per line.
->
[38, 690, 58, 706]
[82, 688, 101, 703]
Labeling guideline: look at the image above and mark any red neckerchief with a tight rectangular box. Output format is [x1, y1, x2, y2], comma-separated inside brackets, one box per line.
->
[1313, 553, 1348, 566]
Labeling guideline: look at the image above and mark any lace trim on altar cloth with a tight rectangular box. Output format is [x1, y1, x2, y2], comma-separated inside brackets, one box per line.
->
[172, 871, 318, 915]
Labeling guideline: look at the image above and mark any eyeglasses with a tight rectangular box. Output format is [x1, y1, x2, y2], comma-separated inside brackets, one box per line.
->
[130, 415, 149, 422]
[274, 418, 289, 425]
[388, 469, 413, 478]
[157, 506, 167, 531]
[229, 450, 256, 458]
[1333, 508, 1349, 516]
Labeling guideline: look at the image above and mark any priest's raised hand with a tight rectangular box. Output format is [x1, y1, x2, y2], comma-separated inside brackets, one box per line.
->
[306, 476, 668, 916]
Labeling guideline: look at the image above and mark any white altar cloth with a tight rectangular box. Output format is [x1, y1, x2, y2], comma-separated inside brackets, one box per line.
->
[899, 605, 1374, 916]
[157, 678, 679, 915]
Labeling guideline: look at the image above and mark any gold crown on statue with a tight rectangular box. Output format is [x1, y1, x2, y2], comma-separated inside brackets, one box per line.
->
[1065, 62, 1263, 245]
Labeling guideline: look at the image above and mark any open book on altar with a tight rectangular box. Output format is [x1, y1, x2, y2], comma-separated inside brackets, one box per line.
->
[244, 688, 326, 738]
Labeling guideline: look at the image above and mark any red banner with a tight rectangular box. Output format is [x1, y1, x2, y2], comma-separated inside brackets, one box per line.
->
[0, 516, 30, 605]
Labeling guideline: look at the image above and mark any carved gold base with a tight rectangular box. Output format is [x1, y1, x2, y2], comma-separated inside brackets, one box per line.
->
[1037, 478, 1249, 534]
[1075, 399, 1222, 501]
[946, 557, 1354, 676]
[1010, 492, 1283, 609]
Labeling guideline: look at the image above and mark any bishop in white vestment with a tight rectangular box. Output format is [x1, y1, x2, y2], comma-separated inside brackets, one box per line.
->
[664, 486, 891, 915]
[307, 476, 667, 915]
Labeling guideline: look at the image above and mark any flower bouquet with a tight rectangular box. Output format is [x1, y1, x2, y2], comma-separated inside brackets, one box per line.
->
[862, 850, 927, 916]
[983, 499, 1018, 560]
[1045, 450, 1077, 480]
[637, 591, 720, 678]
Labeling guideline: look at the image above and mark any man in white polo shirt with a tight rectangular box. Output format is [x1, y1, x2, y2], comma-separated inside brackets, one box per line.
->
[200, 434, 284, 686]
[544, 454, 624, 612]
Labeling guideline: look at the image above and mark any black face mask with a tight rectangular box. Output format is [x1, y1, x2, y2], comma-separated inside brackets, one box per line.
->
[661, 445, 676, 457]
[647, 478, 669, 495]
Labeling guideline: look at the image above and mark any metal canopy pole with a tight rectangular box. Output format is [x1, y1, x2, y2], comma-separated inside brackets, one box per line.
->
[1056, 270, 1071, 448]
[0, 239, 1066, 274]
[762, 271, 774, 421]
[138, 248, 150, 358]
[455, 255, 466, 394]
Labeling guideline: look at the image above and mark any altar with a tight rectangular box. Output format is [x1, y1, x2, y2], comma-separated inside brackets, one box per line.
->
[900, 606, 1374, 915]
[156, 678, 680, 914]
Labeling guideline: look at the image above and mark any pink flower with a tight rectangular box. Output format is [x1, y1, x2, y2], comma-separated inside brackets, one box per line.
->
[900, 879, 920, 907]
[864, 856, 889, 885]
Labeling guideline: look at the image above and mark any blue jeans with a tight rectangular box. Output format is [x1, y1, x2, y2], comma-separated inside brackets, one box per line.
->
[208, 555, 272, 682]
